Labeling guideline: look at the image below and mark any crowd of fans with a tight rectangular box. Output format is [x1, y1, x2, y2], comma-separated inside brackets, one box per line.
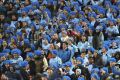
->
[0, 0, 120, 80]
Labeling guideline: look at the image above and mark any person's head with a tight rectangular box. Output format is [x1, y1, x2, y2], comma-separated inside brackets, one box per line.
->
[11, 49, 21, 58]
[62, 31, 67, 37]
[75, 69, 81, 76]
[19, 60, 29, 70]
[26, 52, 34, 61]
[0, 13, 5, 20]
[88, 57, 94, 64]
[49, 43, 55, 50]
[41, 74, 48, 80]
[64, 62, 72, 71]
[93, 50, 98, 57]
[91, 73, 100, 80]
[22, 11, 27, 16]
[100, 67, 108, 75]
[46, 67, 53, 76]
[43, 39, 49, 45]
[109, 58, 116, 67]
[51, 50, 57, 58]
[3, 60, 12, 68]
[25, 0, 31, 6]
[2, 41, 7, 47]
[76, 57, 83, 65]
[61, 42, 68, 50]
[54, 33, 58, 40]
[81, 51, 86, 58]
[102, 46, 108, 54]
[11, 14, 17, 21]
[0, 53, 7, 61]
[67, 39, 73, 45]
[81, 35, 87, 42]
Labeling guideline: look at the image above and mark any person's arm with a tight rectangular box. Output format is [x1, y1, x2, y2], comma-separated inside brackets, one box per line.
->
[43, 56, 48, 71]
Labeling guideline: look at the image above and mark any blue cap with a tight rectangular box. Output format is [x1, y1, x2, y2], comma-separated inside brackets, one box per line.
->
[3, 60, 12, 65]
[104, 1, 111, 6]
[102, 67, 108, 74]
[2, 49, 10, 53]
[11, 36, 17, 42]
[79, 11, 85, 16]
[32, 2, 39, 8]
[76, 57, 84, 64]
[87, 47, 95, 53]
[103, 40, 111, 47]
[11, 49, 21, 55]
[16, 32, 22, 36]
[91, 68, 99, 73]
[19, 60, 28, 67]
[88, 12, 96, 18]
[109, 58, 116, 63]
[60, 14, 67, 20]
[31, 44, 35, 51]
[51, 50, 58, 55]
[27, 52, 34, 58]
[91, 73, 100, 80]
[24, 39, 30, 44]
[34, 50, 42, 56]
[62, 76, 71, 80]
[63, 62, 72, 67]
[102, 45, 109, 51]
[0, 53, 7, 57]
[96, 25, 103, 31]
[78, 77, 85, 80]
[64, 6, 71, 12]
[70, 11, 76, 16]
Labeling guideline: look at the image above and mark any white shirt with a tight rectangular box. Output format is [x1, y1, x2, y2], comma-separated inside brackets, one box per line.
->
[49, 56, 62, 69]
[18, 16, 31, 25]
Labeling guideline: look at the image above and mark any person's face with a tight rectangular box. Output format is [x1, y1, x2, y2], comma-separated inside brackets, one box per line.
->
[89, 58, 94, 64]
[81, 53, 86, 58]
[110, 62, 116, 67]
[100, 69, 105, 75]
[82, 36, 86, 42]
[43, 39, 48, 45]
[12, 15, 17, 20]
[93, 52, 97, 57]
[47, 69, 53, 76]
[3, 41, 7, 47]
[75, 69, 81, 75]
[102, 48, 106, 53]
[22, 12, 26, 16]
[25, 0, 30, 5]
[65, 66, 70, 71]
[88, 50, 92, 55]
[0, 34, 2, 39]
[5, 64, 10, 68]
[91, 77, 96, 80]
[112, 42, 117, 47]
[76, 60, 81, 65]
[62, 43, 67, 49]
[54, 34, 58, 39]
[0, 14, 5, 20]
[16, 0, 20, 3]
[0, 56, 6, 61]
[49, 44, 54, 50]
[11, 38, 15, 43]
[22, 22, 27, 27]
[41, 77, 48, 80]
[13, 54, 18, 58]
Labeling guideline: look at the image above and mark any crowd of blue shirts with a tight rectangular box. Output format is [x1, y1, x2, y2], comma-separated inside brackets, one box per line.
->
[0, 0, 120, 80]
